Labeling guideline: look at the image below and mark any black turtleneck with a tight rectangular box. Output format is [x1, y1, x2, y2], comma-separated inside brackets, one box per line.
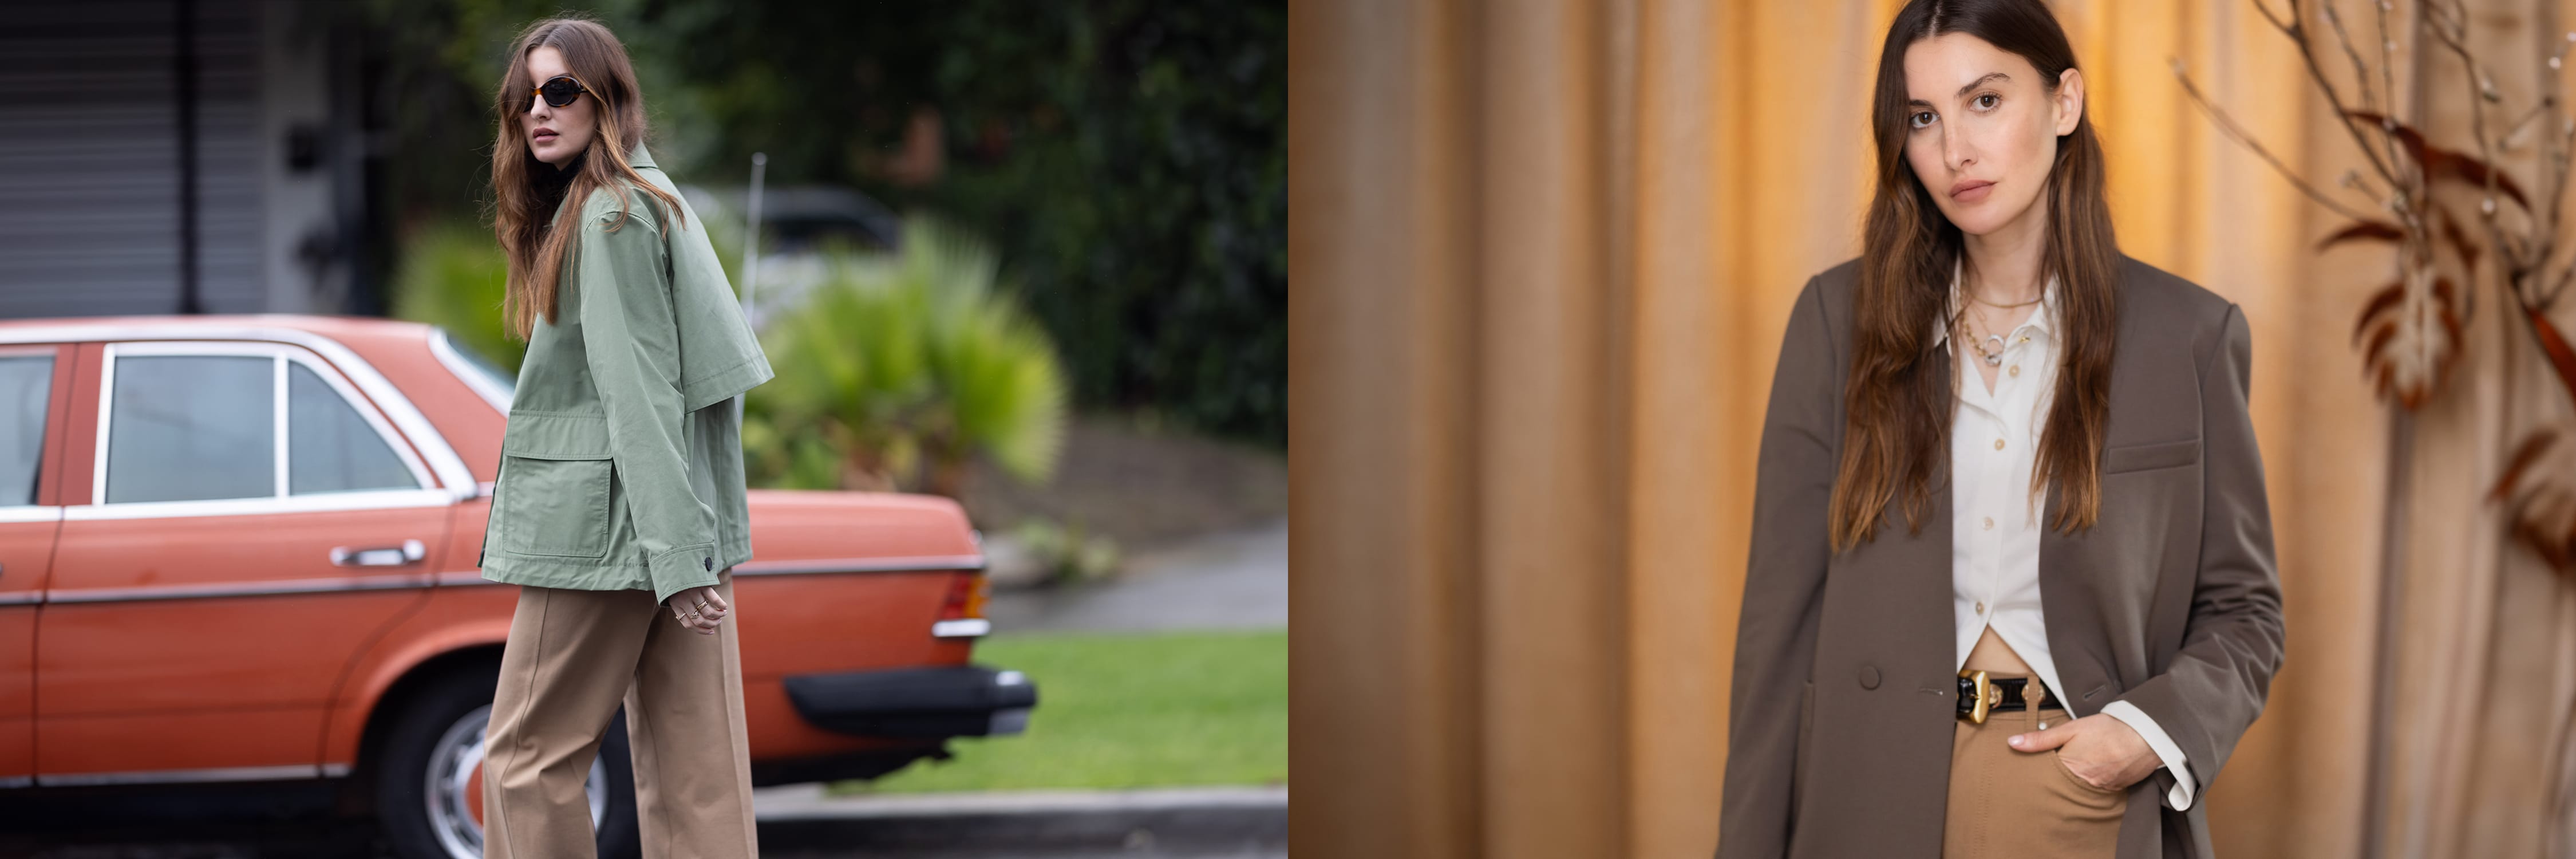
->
[532, 149, 588, 224]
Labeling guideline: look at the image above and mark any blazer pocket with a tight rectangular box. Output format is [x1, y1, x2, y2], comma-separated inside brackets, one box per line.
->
[496, 412, 616, 559]
[2101, 438, 2199, 474]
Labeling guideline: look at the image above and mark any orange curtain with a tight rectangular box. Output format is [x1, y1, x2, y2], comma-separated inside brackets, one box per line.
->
[1291, 1, 2570, 857]
[2374, 2, 2576, 856]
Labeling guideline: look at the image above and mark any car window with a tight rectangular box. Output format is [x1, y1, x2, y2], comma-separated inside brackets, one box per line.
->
[447, 335, 516, 399]
[0, 357, 52, 506]
[105, 355, 274, 503]
[288, 363, 416, 495]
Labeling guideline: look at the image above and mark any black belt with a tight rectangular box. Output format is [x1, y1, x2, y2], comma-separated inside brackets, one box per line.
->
[1956, 669, 2052, 724]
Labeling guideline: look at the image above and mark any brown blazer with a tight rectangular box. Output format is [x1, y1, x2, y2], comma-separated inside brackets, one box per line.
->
[1715, 254, 2285, 859]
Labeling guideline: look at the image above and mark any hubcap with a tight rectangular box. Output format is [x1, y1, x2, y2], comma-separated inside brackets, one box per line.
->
[426, 704, 609, 859]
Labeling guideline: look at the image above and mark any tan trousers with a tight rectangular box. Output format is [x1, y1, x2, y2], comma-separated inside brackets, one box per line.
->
[1943, 628, 2124, 859]
[482, 569, 760, 858]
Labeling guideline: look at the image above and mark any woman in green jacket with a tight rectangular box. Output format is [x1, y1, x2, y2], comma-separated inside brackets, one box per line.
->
[475, 17, 775, 859]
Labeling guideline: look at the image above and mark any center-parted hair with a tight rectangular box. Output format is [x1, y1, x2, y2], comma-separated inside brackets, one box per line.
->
[489, 16, 689, 341]
[1829, 0, 2119, 551]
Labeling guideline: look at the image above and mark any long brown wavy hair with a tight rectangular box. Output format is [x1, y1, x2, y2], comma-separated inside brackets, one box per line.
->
[489, 17, 686, 341]
[1828, 0, 2119, 551]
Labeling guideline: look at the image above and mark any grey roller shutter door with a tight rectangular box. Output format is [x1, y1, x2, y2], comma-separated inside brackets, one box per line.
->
[0, 0, 265, 318]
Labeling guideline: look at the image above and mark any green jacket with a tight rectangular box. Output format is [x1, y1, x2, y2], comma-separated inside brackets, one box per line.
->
[478, 144, 776, 605]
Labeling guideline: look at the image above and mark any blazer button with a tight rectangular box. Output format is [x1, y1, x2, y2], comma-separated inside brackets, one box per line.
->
[1857, 665, 1881, 689]
[703, 556, 714, 572]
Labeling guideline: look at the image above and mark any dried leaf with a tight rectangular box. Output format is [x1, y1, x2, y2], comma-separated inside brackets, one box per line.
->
[2432, 205, 2482, 274]
[2316, 209, 2483, 274]
[2492, 425, 2576, 570]
[2495, 313, 2576, 572]
[2317, 219, 2404, 250]
[2350, 255, 2463, 409]
[2527, 306, 2576, 405]
[2346, 110, 2534, 211]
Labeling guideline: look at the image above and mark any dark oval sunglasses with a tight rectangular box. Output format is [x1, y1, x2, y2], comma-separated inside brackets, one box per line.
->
[528, 74, 591, 108]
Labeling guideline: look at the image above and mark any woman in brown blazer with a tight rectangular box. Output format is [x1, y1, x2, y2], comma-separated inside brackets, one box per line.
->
[1714, 2, 2285, 858]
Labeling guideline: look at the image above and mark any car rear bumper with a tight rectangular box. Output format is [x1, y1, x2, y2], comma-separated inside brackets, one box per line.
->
[780, 664, 1037, 739]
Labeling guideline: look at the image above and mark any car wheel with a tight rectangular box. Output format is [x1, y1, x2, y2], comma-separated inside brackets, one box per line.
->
[376, 666, 642, 859]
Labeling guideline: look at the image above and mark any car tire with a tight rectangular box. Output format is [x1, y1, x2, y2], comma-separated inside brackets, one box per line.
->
[376, 664, 642, 859]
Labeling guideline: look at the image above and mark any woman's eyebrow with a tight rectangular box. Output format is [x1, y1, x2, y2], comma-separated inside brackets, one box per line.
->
[1909, 72, 2012, 107]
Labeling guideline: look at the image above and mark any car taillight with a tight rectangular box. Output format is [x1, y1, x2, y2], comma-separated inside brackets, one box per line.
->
[930, 572, 992, 639]
[942, 572, 988, 620]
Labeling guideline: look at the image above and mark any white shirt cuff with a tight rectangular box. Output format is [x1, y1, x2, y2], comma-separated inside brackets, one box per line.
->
[2098, 700, 2196, 810]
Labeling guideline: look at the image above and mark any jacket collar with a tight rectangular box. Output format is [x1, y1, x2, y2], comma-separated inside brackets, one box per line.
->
[544, 144, 660, 222]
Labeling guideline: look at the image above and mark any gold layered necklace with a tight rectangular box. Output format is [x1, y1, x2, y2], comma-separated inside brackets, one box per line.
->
[1957, 291, 2038, 367]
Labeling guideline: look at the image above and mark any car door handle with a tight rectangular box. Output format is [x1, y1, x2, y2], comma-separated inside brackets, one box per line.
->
[331, 539, 427, 567]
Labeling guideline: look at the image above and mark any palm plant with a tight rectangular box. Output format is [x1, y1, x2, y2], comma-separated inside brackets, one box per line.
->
[746, 217, 1068, 498]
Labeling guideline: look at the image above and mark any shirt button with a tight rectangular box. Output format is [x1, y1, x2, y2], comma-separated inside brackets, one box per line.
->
[1982, 516, 1994, 530]
[1976, 601, 1986, 614]
[1993, 438, 2005, 450]
[2009, 365, 2021, 377]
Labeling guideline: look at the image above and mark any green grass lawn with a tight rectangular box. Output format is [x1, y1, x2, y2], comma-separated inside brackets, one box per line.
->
[827, 627, 1287, 795]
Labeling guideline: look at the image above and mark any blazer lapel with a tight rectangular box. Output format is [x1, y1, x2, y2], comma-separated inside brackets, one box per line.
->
[1910, 345, 1958, 682]
[1930, 344, 1954, 496]
[2035, 272, 2136, 718]
[2036, 499, 2090, 705]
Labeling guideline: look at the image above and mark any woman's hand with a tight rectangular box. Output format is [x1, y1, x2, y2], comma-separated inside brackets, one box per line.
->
[2007, 713, 2158, 791]
[667, 585, 730, 635]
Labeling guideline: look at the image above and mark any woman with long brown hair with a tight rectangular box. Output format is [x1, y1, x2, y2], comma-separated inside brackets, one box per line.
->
[1716, 1, 2283, 857]
[469, 15, 773, 859]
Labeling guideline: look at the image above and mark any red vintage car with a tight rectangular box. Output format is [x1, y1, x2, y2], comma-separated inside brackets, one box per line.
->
[0, 314, 1034, 858]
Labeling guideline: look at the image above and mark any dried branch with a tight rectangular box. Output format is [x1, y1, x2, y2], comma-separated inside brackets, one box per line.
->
[2281, 0, 2409, 188]
[2502, 100, 2553, 151]
[2252, 0, 2294, 33]
[2545, 31, 2576, 268]
[2320, 1, 2381, 115]
[2416, 0, 2536, 279]
[2372, 0, 2399, 149]
[2172, 59, 2384, 224]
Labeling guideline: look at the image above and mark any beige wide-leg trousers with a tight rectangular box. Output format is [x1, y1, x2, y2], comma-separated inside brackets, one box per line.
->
[482, 569, 759, 859]
[1942, 627, 2125, 859]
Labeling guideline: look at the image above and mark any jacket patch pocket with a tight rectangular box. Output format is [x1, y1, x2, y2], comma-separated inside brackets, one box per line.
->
[2101, 438, 2199, 474]
[497, 412, 616, 559]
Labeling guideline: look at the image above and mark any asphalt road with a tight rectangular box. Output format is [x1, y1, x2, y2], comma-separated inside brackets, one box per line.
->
[0, 818, 1287, 858]
[982, 518, 1289, 634]
[0, 783, 1288, 858]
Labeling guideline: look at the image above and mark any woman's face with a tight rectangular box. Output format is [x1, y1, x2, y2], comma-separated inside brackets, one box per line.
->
[520, 45, 596, 167]
[1900, 32, 2083, 237]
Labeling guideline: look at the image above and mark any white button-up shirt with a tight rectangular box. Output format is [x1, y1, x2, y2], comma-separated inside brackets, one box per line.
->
[1933, 259, 2199, 810]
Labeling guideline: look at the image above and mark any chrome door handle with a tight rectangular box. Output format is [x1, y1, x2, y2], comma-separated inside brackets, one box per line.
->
[331, 539, 427, 567]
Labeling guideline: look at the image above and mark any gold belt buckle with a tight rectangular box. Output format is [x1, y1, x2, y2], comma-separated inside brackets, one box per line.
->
[1958, 668, 2001, 725]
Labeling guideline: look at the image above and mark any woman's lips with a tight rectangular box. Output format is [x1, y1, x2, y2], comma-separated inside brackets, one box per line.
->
[1951, 180, 1994, 203]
